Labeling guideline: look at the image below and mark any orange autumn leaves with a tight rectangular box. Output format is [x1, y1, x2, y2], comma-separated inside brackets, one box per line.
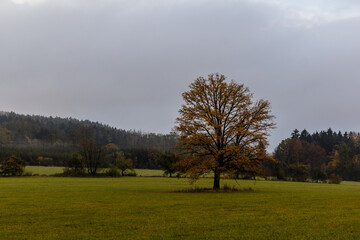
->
[174, 73, 275, 188]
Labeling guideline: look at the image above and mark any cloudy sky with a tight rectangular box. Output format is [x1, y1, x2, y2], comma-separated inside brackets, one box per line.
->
[1, 0, 360, 150]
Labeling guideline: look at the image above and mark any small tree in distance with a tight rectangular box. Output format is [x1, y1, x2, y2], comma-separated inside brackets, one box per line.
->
[105, 143, 119, 165]
[174, 73, 275, 190]
[0, 155, 24, 176]
[78, 126, 104, 176]
[116, 152, 133, 176]
[156, 153, 179, 177]
[65, 152, 85, 176]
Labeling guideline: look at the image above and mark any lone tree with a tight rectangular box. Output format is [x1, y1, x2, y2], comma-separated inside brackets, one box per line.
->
[174, 73, 275, 190]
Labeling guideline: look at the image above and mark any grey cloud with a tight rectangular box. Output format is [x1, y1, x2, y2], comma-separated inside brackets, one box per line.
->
[1, 0, 360, 150]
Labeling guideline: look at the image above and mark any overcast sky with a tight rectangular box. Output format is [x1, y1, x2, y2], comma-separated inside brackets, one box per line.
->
[1, 0, 360, 150]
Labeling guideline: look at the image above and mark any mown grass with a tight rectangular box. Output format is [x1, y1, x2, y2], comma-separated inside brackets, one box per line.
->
[25, 166, 64, 175]
[25, 166, 165, 177]
[1, 177, 360, 239]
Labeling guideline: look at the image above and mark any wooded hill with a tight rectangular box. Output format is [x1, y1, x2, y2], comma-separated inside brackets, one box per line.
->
[271, 128, 360, 181]
[0, 111, 176, 168]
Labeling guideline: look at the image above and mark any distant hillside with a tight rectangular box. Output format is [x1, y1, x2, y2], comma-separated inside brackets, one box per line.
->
[0, 111, 176, 149]
[0, 111, 177, 168]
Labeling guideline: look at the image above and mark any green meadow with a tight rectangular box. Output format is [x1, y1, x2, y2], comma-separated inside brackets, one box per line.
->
[1, 176, 360, 240]
[24, 166, 164, 177]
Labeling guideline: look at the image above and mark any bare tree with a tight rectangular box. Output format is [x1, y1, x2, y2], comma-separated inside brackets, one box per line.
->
[78, 126, 104, 175]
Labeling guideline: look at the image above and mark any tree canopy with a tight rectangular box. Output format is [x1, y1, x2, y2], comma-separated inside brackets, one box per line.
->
[174, 73, 275, 189]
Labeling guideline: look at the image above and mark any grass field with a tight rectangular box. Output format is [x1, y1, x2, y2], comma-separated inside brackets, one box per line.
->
[1, 176, 360, 240]
[24, 166, 165, 177]
[25, 166, 65, 175]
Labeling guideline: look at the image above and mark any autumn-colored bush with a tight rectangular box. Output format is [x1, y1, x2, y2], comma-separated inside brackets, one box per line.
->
[105, 165, 122, 177]
[328, 174, 342, 184]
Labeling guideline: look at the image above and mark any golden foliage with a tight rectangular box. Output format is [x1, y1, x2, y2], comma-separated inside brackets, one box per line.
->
[174, 73, 275, 188]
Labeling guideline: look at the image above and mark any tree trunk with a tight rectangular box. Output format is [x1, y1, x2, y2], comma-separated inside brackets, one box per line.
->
[213, 170, 220, 190]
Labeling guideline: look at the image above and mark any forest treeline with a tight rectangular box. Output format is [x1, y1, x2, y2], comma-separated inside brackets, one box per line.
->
[270, 128, 360, 181]
[0, 111, 176, 168]
[2, 111, 360, 182]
